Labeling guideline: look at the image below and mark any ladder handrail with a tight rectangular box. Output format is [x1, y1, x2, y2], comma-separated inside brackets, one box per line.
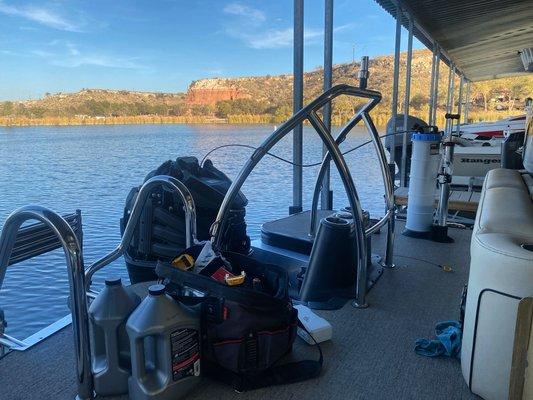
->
[85, 175, 197, 294]
[0, 205, 93, 400]
[209, 84, 385, 308]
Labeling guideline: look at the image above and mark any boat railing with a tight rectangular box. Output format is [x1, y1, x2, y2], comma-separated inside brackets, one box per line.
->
[85, 175, 197, 298]
[210, 84, 394, 308]
[0, 209, 83, 355]
[0, 205, 93, 399]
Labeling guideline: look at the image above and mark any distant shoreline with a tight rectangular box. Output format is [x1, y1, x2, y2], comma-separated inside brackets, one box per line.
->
[0, 115, 229, 127]
[0, 109, 522, 128]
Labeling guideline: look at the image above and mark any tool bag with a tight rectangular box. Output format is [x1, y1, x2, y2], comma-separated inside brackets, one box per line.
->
[155, 245, 322, 392]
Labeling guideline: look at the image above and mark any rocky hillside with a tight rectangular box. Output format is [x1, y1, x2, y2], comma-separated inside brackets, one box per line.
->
[1, 49, 531, 126]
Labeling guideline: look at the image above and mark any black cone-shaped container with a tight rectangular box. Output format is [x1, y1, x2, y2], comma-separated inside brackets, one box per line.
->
[299, 216, 358, 310]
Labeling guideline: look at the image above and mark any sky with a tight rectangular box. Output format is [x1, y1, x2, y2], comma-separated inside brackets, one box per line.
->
[0, 0, 423, 100]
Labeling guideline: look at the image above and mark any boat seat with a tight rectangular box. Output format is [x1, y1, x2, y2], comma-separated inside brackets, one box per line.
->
[462, 168, 533, 400]
[483, 168, 529, 190]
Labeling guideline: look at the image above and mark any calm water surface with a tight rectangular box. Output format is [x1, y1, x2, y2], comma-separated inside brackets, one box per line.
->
[0, 123, 385, 338]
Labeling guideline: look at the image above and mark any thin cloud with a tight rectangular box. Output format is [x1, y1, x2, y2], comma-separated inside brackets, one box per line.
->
[0, 1, 82, 32]
[54, 54, 142, 69]
[245, 28, 322, 49]
[223, 2, 265, 23]
[32, 42, 146, 70]
[334, 22, 360, 33]
[222, 3, 324, 49]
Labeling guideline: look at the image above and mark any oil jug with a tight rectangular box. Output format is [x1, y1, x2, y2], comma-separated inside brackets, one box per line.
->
[127, 284, 201, 400]
[88, 277, 141, 396]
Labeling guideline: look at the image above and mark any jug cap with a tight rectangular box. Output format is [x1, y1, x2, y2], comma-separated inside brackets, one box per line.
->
[149, 284, 166, 296]
[105, 277, 122, 286]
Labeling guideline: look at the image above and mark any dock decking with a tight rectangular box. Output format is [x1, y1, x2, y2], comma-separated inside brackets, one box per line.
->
[0, 221, 479, 400]
[394, 186, 481, 213]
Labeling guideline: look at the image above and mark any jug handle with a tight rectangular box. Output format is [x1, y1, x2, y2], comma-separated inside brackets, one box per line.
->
[133, 336, 146, 379]
[104, 324, 120, 370]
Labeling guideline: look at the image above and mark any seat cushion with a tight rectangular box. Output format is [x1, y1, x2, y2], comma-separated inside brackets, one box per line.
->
[484, 168, 528, 191]
[474, 169, 533, 238]
[476, 187, 533, 237]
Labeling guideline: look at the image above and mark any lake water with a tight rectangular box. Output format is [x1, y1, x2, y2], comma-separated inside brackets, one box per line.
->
[0, 123, 386, 338]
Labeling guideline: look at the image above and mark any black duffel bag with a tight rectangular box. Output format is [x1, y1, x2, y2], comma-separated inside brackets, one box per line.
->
[155, 245, 322, 392]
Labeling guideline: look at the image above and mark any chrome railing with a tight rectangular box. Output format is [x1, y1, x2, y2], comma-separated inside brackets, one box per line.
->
[210, 84, 393, 308]
[85, 175, 197, 296]
[0, 205, 93, 400]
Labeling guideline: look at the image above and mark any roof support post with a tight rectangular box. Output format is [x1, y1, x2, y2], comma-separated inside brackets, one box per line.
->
[389, 4, 402, 183]
[320, 0, 334, 210]
[428, 44, 437, 125]
[400, 15, 413, 188]
[291, 0, 304, 215]
[445, 65, 455, 135]
[464, 81, 471, 124]
[456, 74, 464, 132]
[432, 48, 441, 127]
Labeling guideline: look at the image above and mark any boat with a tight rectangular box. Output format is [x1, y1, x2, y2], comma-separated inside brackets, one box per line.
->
[0, 1, 532, 400]
[460, 114, 527, 141]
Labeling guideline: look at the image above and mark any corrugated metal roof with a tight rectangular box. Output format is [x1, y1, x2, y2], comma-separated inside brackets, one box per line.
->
[374, 0, 533, 81]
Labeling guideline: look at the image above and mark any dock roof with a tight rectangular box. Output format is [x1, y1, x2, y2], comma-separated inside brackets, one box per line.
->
[374, 0, 533, 81]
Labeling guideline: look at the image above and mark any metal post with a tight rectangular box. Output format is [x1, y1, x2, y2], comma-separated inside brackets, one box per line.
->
[321, 0, 334, 210]
[444, 65, 455, 134]
[434, 65, 456, 242]
[389, 4, 402, 183]
[464, 80, 471, 124]
[428, 45, 437, 125]
[400, 16, 413, 187]
[432, 48, 440, 127]
[291, 0, 304, 215]
[456, 75, 464, 131]
[362, 113, 396, 270]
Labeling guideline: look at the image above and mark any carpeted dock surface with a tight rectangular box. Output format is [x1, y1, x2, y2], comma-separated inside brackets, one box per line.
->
[0, 221, 479, 400]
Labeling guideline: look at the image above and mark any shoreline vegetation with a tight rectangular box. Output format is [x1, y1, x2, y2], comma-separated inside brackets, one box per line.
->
[0, 109, 523, 128]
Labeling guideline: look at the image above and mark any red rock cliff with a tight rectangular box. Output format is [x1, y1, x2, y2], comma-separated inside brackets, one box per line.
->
[186, 78, 250, 105]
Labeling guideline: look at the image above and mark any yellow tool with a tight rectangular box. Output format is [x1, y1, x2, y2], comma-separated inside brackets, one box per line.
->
[225, 271, 246, 286]
[171, 254, 195, 271]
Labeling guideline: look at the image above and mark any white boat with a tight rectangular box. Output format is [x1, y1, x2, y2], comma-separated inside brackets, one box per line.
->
[460, 115, 526, 141]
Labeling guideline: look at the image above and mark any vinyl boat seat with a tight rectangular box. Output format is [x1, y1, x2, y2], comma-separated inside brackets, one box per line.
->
[462, 168, 533, 400]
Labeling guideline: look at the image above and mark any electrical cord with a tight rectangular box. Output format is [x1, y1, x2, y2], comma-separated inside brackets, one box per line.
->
[395, 254, 453, 272]
[200, 130, 409, 167]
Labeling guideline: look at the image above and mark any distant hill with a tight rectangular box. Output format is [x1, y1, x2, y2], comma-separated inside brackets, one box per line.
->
[1, 49, 531, 126]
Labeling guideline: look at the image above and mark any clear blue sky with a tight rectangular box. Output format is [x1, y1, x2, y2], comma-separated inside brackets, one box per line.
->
[0, 0, 422, 100]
